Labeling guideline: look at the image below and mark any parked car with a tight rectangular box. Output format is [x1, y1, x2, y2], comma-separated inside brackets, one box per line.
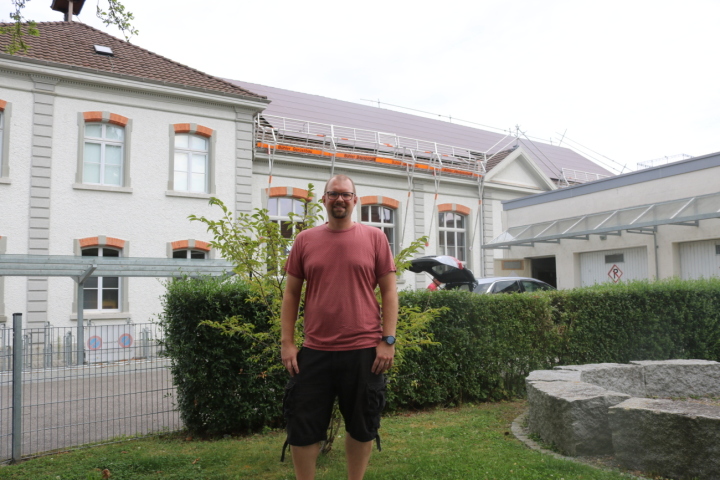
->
[409, 255, 555, 294]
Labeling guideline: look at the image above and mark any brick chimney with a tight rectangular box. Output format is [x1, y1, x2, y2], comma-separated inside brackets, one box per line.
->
[50, 0, 87, 22]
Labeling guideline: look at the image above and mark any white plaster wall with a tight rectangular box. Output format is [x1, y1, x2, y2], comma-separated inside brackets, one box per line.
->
[35, 82, 255, 329]
[0, 76, 35, 324]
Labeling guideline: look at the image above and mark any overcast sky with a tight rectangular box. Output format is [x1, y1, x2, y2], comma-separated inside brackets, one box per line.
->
[13, 0, 720, 174]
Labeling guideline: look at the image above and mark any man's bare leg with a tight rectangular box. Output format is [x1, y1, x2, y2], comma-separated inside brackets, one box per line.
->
[291, 443, 321, 480]
[345, 435, 373, 480]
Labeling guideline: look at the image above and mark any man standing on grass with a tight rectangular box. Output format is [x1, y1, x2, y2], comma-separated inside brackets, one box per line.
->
[280, 174, 398, 480]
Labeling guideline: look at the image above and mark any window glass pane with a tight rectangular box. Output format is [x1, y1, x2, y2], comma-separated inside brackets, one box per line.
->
[102, 287, 119, 309]
[447, 233, 456, 248]
[191, 154, 207, 173]
[174, 171, 188, 191]
[493, 280, 520, 294]
[174, 152, 189, 172]
[82, 248, 99, 257]
[371, 206, 381, 223]
[84, 277, 98, 288]
[173, 250, 186, 258]
[190, 135, 208, 151]
[84, 142, 101, 163]
[294, 200, 305, 215]
[83, 288, 98, 309]
[105, 125, 124, 141]
[384, 227, 394, 247]
[190, 173, 206, 193]
[105, 145, 122, 165]
[104, 165, 122, 186]
[457, 232, 465, 248]
[103, 248, 120, 257]
[279, 197, 293, 216]
[190, 250, 206, 259]
[456, 214, 465, 229]
[280, 221, 293, 239]
[174, 134, 189, 149]
[103, 276, 119, 288]
[83, 163, 101, 184]
[361, 206, 369, 222]
[383, 207, 393, 223]
[267, 198, 278, 216]
[85, 124, 102, 138]
[439, 231, 445, 249]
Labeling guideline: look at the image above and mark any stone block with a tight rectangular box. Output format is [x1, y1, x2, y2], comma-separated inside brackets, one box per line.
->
[630, 359, 720, 397]
[610, 397, 720, 480]
[526, 369, 581, 383]
[527, 380, 630, 456]
[580, 364, 646, 397]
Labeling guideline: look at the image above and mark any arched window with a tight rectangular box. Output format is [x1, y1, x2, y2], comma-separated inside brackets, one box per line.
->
[170, 239, 211, 259]
[267, 187, 311, 240]
[77, 112, 131, 189]
[169, 124, 215, 195]
[82, 246, 121, 311]
[438, 204, 470, 262]
[360, 196, 399, 255]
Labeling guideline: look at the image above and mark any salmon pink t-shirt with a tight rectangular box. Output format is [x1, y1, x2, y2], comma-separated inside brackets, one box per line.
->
[284, 222, 396, 351]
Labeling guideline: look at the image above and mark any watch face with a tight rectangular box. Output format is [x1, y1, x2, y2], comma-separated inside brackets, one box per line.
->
[383, 336, 396, 345]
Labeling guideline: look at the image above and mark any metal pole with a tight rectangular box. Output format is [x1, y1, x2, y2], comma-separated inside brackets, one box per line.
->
[77, 282, 85, 365]
[11, 312, 23, 463]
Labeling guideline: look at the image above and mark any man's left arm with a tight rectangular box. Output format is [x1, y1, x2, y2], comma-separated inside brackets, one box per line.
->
[372, 271, 398, 375]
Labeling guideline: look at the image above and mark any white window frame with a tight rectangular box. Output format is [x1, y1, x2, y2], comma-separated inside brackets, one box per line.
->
[0, 103, 11, 184]
[74, 113, 133, 193]
[0, 236, 6, 322]
[438, 211, 468, 262]
[361, 204, 397, 255]
[81, 246, 122, 313]
[167, 126, 216, 198]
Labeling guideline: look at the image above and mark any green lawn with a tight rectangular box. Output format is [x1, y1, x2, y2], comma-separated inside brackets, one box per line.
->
[0, 401, 647, 480]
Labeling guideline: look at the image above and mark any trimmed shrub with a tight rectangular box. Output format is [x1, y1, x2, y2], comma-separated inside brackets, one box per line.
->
[160, 277, 285, 435]
[161, 276, 720, 435]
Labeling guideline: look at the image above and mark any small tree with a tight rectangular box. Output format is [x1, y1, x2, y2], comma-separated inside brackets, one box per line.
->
[190, 184, 443, 451]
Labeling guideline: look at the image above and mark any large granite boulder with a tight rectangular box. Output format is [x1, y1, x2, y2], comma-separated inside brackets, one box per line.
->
[630, 359, 720, 398]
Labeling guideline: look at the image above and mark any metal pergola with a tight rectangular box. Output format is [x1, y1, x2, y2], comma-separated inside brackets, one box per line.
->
[0, 254, 235, 364]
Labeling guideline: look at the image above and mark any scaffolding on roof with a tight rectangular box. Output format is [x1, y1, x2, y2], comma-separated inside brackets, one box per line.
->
[255, 115, 518, 179]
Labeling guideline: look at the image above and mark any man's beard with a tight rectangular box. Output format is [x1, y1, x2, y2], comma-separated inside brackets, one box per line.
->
[330, 202, 348, 219]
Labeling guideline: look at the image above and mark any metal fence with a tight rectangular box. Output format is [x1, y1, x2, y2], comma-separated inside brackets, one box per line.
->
[0, 315, 180, 464]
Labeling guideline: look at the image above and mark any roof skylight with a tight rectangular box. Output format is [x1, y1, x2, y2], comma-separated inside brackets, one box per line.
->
[93, 45, 113, 56]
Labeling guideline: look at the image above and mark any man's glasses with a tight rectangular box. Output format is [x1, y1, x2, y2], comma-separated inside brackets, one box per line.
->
[326, 191, 356, 200]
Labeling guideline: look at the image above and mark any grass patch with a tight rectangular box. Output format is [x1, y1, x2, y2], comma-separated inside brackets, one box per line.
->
[0, 401, 644, 479]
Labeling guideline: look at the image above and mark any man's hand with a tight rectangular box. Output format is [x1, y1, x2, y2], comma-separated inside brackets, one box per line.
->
[282, 342, 300, 376]
[372, 342, 395, 375]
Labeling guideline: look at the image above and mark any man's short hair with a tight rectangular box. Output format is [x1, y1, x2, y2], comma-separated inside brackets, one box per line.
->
[324, 174, 356, 194]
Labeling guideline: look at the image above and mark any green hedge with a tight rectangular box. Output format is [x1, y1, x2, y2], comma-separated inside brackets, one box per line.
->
[161, 277, 720, 435]
[160, 278, 285, 435]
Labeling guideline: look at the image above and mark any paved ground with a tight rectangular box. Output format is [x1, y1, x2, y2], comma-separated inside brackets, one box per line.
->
[0, 359, 180, 462]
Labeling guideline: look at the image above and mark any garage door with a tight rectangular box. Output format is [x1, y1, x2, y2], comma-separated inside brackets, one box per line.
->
[580, 247, 648, 287]
[680, 239, 720, 280]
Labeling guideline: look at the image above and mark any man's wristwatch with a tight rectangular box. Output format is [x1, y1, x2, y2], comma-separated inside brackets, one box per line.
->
[381, 335, 396, 346]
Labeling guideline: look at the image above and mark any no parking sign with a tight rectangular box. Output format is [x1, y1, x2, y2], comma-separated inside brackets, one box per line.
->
[118, 333, 133, 348]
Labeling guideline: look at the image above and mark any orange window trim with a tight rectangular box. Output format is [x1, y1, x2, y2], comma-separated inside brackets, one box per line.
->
[360, 196, 399, 209]
[0, 99, 6, 111]
[173, 123, 214, 138]
[78, 236, 126, 249]
[438, 203, 471, 216]
[267, 186, 311, 200]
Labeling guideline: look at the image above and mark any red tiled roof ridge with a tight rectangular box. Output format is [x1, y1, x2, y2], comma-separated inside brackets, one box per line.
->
[0, 21, 267, 101]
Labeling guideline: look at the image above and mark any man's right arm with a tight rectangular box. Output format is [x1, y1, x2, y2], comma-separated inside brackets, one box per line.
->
[280, 273, 304, 376]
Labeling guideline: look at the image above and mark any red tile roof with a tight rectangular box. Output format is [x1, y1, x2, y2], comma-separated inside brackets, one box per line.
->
[0, 22, 267, 100]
